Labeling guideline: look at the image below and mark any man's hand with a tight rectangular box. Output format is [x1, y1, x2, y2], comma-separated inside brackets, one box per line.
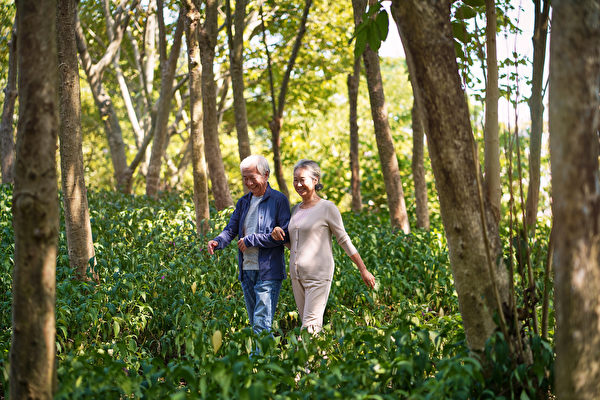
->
[237, 238, 247, 252]
[207, 240, 218, 255]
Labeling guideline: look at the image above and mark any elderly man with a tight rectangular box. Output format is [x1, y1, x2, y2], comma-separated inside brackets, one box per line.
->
[207, 155, 290, 334]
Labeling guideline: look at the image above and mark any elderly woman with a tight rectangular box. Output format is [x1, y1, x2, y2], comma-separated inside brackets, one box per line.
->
[272, 159, 375, 333]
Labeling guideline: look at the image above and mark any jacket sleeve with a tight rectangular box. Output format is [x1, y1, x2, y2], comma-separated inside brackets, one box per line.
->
[212, 200, 242, 250]
[244, 194, 291, 248]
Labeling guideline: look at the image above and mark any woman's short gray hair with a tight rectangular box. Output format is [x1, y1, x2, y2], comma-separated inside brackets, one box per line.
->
[294, 159, 324, 191]
[240, 155, 270, 176]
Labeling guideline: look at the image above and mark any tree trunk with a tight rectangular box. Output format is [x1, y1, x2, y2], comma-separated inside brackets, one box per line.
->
[525, 0, 550, 233]
[348, 56, 362, 213]
[145, 9, 184, 198]
[483, 0, 501, 222]
[411, 102, 429, 230]
[185, 0, 210, 234]
[549, 1, 600, 397]
[390, 4, 430, 230]
[0, 20, 17, 185]
[199, 0, 233, 210]
[353, 0, 410, 233]
[226, 0, 252, 165]
[57, 0, 96, 280]
[75, 17, 131, 193]
[392, 0, 511, 353]
[10, 1, 59, 398]
[262, 0, 312, 199]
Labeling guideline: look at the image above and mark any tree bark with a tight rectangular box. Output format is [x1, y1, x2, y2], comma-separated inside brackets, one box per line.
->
[411, 102, 429, 230]
[57, 0, 96, 280]
[0, 20, 17, 185]
[550, 1, 600, 398]
[226, 0, 252, 165]
[483, 0, 501, 222]
[262, 0, 312, 199]
[353, 0, 410, 233]
[185, 0, 210, 234]
[145, 8, 185, 198]
[10, 1, 59, 398]
[75, 5, 137, 193]
[525, 0, 550, 233]
[392, 0, 510, 353]
[198, 0, 233, 210]
[348, 56, 362, 213]
[390, 5, 430, 230]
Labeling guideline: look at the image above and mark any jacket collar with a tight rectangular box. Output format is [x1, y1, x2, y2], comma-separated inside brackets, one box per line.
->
[243, 183, 272, 202]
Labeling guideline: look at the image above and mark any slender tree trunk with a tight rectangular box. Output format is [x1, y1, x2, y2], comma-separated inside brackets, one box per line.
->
[483, 0, 501, 222]
[525, 0, 550, 233]
[390, 5, 430, 230]
[412, 102, 429, 230]
[10, 1, 59, 398]
[226, 0, 252, 165]
[199, 0, 233, 210]
[262, 0, 312, 199]
[363, 47, 410, 234]
[550, 1, 600, 398]
[57, 0, 96, 280]
[348, 56, 362, 213]
[185, 0, 210, 233]
[75, 15, 132, 193]
[392, 0, 511, 353]
[0, 21, 17, 185]
[353, 0, 410, 233]
[146, 9, 184, 198]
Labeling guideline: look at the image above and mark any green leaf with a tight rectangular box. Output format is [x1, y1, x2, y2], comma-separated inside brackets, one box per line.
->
[354, 29, 367, 58]
[452, 21, 469, 44]
[462, 0, 485, 7]
[366, 23, 381, 52]
[455, 5, 478, 20]
[375, 11, 389, 42]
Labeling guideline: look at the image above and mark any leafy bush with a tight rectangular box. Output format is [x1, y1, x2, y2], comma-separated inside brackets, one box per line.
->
[0, 185, 553, 398]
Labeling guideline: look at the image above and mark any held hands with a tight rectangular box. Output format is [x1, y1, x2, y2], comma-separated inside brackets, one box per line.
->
[271, 226, 285, 241]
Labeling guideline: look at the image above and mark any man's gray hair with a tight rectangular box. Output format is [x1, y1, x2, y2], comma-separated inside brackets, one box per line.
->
[293, 159, 324, 191]
[240, 155, 270, 176]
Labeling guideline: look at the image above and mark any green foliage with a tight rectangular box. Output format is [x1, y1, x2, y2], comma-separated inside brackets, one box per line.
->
[0, 185, 553, 398]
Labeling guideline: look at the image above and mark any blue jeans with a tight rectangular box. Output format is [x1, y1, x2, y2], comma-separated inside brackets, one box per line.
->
[240, 270, 282, 334]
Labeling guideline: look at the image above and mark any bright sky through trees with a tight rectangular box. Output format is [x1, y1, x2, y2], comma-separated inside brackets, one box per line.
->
[378, 1, 546, 125]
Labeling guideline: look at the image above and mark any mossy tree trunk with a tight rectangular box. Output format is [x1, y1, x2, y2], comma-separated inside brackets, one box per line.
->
[185, 0, 210, 234]
[550, 1, 600, 397]
[10, 0, 60, 397]
[391, 0, 511, 353]
[198, 0, 233, 210]
[57, 0, 96, 280]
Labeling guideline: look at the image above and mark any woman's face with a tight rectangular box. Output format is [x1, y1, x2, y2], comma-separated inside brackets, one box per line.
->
[293, 167, 317, 198]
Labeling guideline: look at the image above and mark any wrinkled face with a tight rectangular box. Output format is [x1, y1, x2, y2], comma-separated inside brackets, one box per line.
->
[293, 167, 317, 198]
[242, 166, 268, 196]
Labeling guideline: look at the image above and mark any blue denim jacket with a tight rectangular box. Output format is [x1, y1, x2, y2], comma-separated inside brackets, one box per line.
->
[212, 184, 291, 281]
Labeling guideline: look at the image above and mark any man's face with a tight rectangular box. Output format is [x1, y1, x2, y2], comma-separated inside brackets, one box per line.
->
[242, 166, 268, 197]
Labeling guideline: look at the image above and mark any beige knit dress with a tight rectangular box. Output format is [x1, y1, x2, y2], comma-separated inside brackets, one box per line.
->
[288, 199, 357, 331]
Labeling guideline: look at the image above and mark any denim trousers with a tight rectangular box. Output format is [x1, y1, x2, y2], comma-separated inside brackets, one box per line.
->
[240, 270, 282, 334]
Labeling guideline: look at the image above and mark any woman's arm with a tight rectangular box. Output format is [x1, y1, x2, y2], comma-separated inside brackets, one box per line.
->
[350, 252, 376, 288]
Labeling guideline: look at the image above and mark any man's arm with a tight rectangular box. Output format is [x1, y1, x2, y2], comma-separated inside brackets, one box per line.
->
[208, 199, 243, 252]
[243, 195, 291, 248]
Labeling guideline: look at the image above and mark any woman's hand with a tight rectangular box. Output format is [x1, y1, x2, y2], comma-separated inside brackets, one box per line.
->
[271, 226, 285, 241]
[360, 269, 376, 289]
